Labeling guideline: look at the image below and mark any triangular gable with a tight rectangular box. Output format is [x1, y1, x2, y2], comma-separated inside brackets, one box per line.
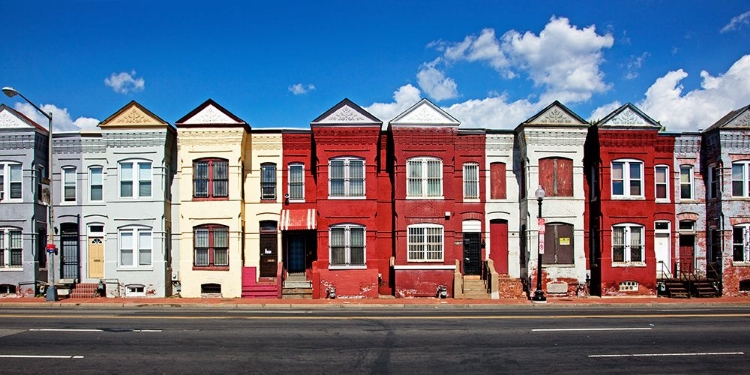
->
[311, 98, 381, 126]
[0, 104, 47, 132]
[175, 99, 246, 127]
[524, 101, 587, 126]
[99, 101, 169, 128]
[597, 103, 660, 128]
[389, 98, 460, 126]
[705, 104, 750, 132]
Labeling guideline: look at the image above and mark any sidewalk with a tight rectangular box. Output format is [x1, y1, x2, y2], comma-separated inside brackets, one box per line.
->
[2, 295, 750, 309]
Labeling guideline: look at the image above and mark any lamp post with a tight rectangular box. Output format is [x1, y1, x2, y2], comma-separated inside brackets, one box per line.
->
[2, 87, 56, 301]
[532, 185, 546, 302]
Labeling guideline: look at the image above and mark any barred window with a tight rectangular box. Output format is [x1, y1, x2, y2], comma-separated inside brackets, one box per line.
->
[329, 158, 364, 197]
[288, 164, 304, 200]
[329, 225, 365, 267]
[193, 159, 228, 199]
[194, 225, 229, 268]
[407, 157, 442, 198]
[407, 225, 444, 262]
[261, 163, 276, 200]
[463, 163, 479, 200]
[0, 228, 22, 267]
[612, 224, 643, 264]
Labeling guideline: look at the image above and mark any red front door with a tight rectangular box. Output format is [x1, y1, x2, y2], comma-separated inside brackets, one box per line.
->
[490, 220, 509, 274]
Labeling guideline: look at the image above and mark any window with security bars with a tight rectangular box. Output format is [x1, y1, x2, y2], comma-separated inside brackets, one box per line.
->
[407, 225, 444, 262]
[612, 224, 643, 264]
[120, 161, 152, 198]
[407, 157, 442, 198]
[261, 163, 276, 200]
[463, 163, 479, 200]
[731, 161, 750, 198]
[329, 158, 364, 197]
[194, 225, 229, 268]
[288, 164, 304, 200]
[193, 159, 228, 199]
[329, 225, 365, 267]
[119, 228, 152, 268]
[0, 163, 22, 201]
[0, 228, 22, 268]
[733, 225, 750, 262]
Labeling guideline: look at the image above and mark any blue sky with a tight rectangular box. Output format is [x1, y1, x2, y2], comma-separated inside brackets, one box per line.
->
[2, 0, 749, 132]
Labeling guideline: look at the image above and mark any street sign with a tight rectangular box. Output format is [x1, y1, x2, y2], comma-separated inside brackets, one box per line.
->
[538, 218, 545, 254]
[46, 243, 56, 254]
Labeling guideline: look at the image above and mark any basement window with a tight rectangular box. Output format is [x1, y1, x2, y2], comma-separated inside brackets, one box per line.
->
[619, 281, 639, 292]
[125, 284, 145, 297]
[740, 280, 750, 292]
[201, 283, 221, 294]
[0, 284, 16, 294]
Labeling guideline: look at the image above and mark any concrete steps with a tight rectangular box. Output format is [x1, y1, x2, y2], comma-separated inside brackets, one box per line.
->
[282, 274, 312, 299]
[462, 278, 490, 300]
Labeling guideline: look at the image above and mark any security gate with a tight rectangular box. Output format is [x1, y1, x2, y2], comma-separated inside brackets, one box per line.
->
[463, 233, 482, 275]
[59, 223, 80, 280]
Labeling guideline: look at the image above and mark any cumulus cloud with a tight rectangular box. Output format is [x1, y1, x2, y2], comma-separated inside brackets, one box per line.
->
[721, 11, 750, 33]
[416, 59, 458, 101]
[13, 102, 100, 132]
[104, 70, 145, 94]
[365, 84, 422, 124]
[590, 54, 750, 132]
[288, 83, 316, 95]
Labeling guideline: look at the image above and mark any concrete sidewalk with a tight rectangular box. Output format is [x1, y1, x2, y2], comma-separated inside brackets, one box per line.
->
[2, 295, 750, 309]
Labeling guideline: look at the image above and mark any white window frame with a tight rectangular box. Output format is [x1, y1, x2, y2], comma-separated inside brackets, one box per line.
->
[732, 224, 750, 264]
[89, 166, 103, 202]
[654, 165, 669, 202]
[288, 163, 305, 201]
[708, 164, 721, 199]
[612, 224, 645, 265]
[118, 227, 152, 268]
[731, 161, 750, 198]
[611, 159, 643, 199]
[463, 162, 479, 201]
[407, 157, 443, 199]
[36, 165, 45, 203]
[0, 162, 23, 202]
[328, 157, 365, 198]
[679, 165, 694, 200]
[119, 160, 152, 199]
[328, 224, 366, 268]
[0, 228, 23, 268]
[62, 166, 76, 204]
[407, 224, 444, 262]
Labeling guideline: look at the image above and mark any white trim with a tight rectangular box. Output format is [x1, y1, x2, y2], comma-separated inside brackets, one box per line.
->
[394, 265, 456, 270]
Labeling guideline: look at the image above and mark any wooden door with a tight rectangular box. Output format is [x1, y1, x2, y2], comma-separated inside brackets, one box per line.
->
[679, 235, 695, 274]
[490, 220, 509, 274]
[259, 233, 278, 277]
[88, 237, 104, 279]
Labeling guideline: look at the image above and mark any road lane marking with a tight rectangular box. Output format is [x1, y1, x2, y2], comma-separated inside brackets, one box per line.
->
[0, 355, 83, 359]
[533, 327, 652, 332]
[29, 328, 161, 333]
[590, 352, 744, 358]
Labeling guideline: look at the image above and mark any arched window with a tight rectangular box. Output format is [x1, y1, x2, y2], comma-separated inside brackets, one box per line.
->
[329, 224, 365, 267]
[118, 226, 152, 268]
[539, 157, 573, 197]
[119, 160, 152, 198]
[0, 227, 22, 268]
[329, 157, 364, 198]
[407, 157, 442, 198]
[194, 224, 229, 268]
[261, 163, 277, 200]
[193, 158, 228, 199]
[612, 224, 644, 264]
[611, 159, 643, 198]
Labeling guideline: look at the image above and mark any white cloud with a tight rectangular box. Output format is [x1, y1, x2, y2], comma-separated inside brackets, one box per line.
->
[590, 54, 750, 132]
[365, 84, 422, 124]
[288, 83, 316, 95]
[14, 102, 100, 132]
[588, 101, 622, 123]
[445, 94, 540, 128]
[721, 11, 750, 33]
[624, 52, 650, 80]
[416, 59, 458, 101]
[104, 70, 145, 94]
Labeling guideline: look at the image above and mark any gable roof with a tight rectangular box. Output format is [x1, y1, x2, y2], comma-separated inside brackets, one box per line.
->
[175, 99, 248, 130]
[0, 104, 48, 133]
[99, 100, 171, 129]
[704, 104, 750, 132]
[389, 98, 460, 127]
[595, 102, 661, 129]
[520, 101, 588, 128]
[311, 98, 381, 126]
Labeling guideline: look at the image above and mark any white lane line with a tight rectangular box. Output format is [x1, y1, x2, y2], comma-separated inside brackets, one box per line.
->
[29, 329, 102, 332]
[133, 329, 162, 332]
[0, 355, 84, 359]
[533, 327, 652, 332]
[590, 352, 744, 358]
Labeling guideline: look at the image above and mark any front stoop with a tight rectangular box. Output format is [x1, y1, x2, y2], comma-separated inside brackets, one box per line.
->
[461, 278, 491, 300]
[282, 275, 312, 299]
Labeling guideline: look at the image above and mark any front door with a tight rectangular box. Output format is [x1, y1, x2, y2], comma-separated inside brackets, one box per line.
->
[259, 233, 278, 278]
[654, 233, 671, 278]
[287, 235, 306, 274]
[679, 235, 695, 275]
[490, 220, 509, 274]
[88, 237, 104, 279]
[60, 223, 79, 280]
[463, 233, 481, 275]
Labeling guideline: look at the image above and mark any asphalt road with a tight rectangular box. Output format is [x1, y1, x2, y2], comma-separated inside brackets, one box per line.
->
[0, 306, 748, 374]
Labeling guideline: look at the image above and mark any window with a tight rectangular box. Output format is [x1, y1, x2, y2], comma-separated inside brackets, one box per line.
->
[407, 224, 444, 262]
[62, 167, 76, 202]
[89, 167, 103, 202]
[680, 166, 693, 200]
[119, 228, 152, 268]
[125, 284, 145, 297]
[611, 160, 643, 198]
[679, 221, 694, 231]
[261, 163, 276, 200]
[654, 165, 669, 201]
[732, 225, 750, 263]
[539, 157, 573, 197]
[120, 161, 152, 198]
[0, 163, 23, 201]
[732, 161, 750, 198]
[0, 228, 22, 268]
[407, 157, 442, 198]
[193, 159, 228, 199]
[329, 157, 364, 197]
[612, 224, 644, 264]
[590, 163, 599, 201]
[489, 162, 506, 199]
[463, 163, 479, 200]
[288, 164, 304, 201]
[36, 165, 45, 202]
[709, 164, 721, 199]
[194, 225, 229, 267]
[708, 228, 721, 263]
[329, 225, 365, 267]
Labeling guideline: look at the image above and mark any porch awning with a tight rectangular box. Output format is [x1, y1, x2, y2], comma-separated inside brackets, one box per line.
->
[280, 209, 317, 231]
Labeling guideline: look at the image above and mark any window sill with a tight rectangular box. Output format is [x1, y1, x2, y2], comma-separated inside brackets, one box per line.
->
[327, 196, 366, 200]
[328, 265, 367, 270]
[1, 199, 23, 203]
[116, 267, 154, 271]
[192, 197, 229, 201]
[406, 196, 444, 200]
[611, 196, 645, 200]
[611, 262, 647, 268]
[731, 262, 750, 267]
[192, 266, 230, 271]
[543, 264, 575, 268]
[0, 267, 24, 272]
[655, 199, 671, 204]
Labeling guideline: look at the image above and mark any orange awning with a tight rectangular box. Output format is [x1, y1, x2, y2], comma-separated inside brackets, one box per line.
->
[280, 209, 317, 231]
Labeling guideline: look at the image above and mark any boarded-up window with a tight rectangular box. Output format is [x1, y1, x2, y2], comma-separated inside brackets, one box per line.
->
[539, 157, 573, 197]
[490, 162, 507, 199]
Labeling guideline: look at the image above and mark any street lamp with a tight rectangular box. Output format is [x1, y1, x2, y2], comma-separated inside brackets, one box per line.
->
[2, 87, 57, 301]
[532, 185, 546, 302]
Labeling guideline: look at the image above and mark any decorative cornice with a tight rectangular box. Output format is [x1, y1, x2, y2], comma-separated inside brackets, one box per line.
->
[109, 107, 158, 125]
[531, 107, 576, 125]
[183, 105, 241, 125]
